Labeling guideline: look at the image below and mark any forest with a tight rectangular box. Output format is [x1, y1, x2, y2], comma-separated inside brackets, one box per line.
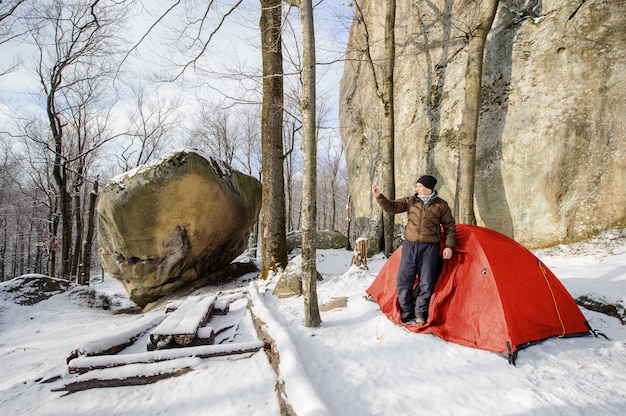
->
[0, 0, 354, 291]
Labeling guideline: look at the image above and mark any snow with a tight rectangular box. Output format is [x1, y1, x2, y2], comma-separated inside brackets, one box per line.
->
[70, 314, 167, 357]
[1, 231, 626, 415]
[249, 281, 331, 416]
[108, 148, 235, 186]
[150, 295, 216, 336]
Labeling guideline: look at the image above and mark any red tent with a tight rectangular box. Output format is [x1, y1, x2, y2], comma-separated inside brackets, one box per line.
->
[366, 224, 591, 364]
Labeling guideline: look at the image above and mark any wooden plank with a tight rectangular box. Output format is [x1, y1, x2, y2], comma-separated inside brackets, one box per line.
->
[148, 295, 216, 350]
[55, 358, 197, 394]
[67, 341, 266, 374]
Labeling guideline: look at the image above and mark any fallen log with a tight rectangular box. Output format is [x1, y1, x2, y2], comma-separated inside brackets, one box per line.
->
[68, 340, 266, 374]
[148, 295, 216, 350]
[188, 326, 215, 346]
[55, 358, 197, 394]
[213, 299, 230, 315]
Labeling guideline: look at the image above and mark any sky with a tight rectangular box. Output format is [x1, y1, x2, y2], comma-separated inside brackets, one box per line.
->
[1, 228, 625, 415]
[0, 0, 353, 126]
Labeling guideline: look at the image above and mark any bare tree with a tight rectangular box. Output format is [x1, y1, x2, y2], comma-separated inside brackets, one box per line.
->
[0, 0, 28, 76]
[28, 0, 126, 278]
[319, 133, 345, 231]
[233, 104, 262, 255]
[259, 0, 288, 278]
[186, 104, 241, 166]
[119, 86, 181, 171]
[0, 138, 19, 280]
[20, 120, 64, 276]
[233, 104, 262, 177]
[1, 120, 62, 279]
[62, 75, 112, 279]
[283, 90, 301, 232]
[284, 0, 320, 328]
[456, 0, 499, 224]
[116, 0, 288, 276]
[0, 0, 26, 25]
[78, 179, 98, 285]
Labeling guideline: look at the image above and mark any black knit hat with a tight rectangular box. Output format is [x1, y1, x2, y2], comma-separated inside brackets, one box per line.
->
[416, 175, 437, 190]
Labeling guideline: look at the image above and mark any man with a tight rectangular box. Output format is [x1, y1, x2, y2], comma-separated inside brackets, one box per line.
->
[372, 175, 456, 325]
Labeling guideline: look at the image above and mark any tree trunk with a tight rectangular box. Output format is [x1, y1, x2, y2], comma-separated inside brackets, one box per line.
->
[48, 82, 72, 279]
[298, 0, 321, 328]
[79, 180, 98, 285]
[259, 0, 288, 279]
[59, 164, 72, 279]
[71, 190, 82, 278]
[456, 0, 499, 224]
[47, 201, 59, 277]
[381, 0, 396, 257]
[11, 232, 18, 277]
[26, 223, 33, 274]
[1, 221, 6, 281]
[344, 195, 352, 249]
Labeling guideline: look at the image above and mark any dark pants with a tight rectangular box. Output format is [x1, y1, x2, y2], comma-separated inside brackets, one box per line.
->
[396, 240, 439, 320]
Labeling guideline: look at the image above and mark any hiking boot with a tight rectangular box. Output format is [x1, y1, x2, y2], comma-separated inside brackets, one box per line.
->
[400, 311, 415, 323]
[404, 317, 425, 326]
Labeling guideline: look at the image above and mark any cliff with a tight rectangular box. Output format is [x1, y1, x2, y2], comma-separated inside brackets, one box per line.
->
[339, 0, 625, 248]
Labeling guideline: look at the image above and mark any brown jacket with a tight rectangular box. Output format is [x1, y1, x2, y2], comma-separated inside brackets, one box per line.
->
[376, 192, 456, 249]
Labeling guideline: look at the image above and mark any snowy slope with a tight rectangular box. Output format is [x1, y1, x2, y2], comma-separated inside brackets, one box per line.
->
[1, 231, 625, 416]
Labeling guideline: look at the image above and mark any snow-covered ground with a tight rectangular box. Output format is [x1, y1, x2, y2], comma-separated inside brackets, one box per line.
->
[1, 230, 625, 416]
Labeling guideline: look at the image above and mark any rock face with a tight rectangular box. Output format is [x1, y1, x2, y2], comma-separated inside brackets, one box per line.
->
[340, 0, 626, 248]
[285, 229, 350, 252]
[98, 150, 262, 307]
[272, 258, 303, 299]
[272, 255, 324, 299]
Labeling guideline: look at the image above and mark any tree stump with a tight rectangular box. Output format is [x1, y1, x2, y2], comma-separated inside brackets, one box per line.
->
[351, 238, 368, 269]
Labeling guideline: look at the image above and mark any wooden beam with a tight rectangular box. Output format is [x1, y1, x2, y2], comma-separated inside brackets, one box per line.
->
[68, 341, 266, 374]
[148, 295, 216, 350]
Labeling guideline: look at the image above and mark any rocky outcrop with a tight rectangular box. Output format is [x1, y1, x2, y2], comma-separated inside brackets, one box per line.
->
[272, 258, 304, 299]
[272, 255, 324, 299]
[97, 150, 262, 307]
[340, 0, 626, 248]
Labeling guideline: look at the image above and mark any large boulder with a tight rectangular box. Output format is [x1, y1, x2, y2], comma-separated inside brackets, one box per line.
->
[97, 150, 262, 307]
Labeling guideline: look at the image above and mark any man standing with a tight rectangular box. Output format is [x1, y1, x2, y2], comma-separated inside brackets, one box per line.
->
[372, 175, 456, 325]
